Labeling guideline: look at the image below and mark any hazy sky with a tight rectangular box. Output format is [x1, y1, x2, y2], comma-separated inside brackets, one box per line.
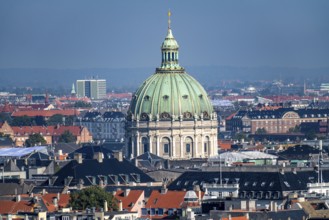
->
[1, 0, 329, 69]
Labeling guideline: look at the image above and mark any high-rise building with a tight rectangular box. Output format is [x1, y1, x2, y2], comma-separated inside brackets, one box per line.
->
[126, 11, 218, 159]
[76, 79, 106, 99]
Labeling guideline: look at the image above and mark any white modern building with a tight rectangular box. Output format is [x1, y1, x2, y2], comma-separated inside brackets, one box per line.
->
[76, 79, 106, 99]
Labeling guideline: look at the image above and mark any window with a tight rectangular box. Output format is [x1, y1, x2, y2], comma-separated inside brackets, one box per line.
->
[204, 143, 207, 153]
[141, 208, 148, 216]
[186, 143, 191, 153]
[162, 137, 170, 155]
[164, 144, 169, 154]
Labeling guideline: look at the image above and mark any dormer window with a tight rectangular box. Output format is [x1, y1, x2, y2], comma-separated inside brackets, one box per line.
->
[182, 95, 188, 99]
[144, 95, 150, 101]
[163, 95, 169, 100]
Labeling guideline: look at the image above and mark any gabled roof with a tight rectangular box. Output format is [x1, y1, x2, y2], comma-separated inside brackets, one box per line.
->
[4, 159, 20, 172]
[49, 158, 155, 187]
[145, 190, 187, 209]
[114, 190, 143, 211]
[0, 200, 34, 214]
[0, 183, 32, 196]
[41, 193, 70, 212]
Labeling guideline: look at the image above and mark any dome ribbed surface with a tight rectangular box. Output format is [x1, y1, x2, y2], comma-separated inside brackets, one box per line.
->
[129, 72, 213, 121]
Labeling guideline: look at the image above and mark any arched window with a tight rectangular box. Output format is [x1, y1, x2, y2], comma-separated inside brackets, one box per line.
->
[142, 137, 149, 153]
[162, 52, 164, 62]
[185, 137, 193, 154]
[168, 52, 171, 61]
[172, 52, 175, 61]
[162, 137, 170, 155]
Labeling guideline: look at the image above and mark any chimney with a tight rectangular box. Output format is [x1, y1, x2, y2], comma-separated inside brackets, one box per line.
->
[113, 151, 123, 162]
[53, 197, 58, 208]
[93, 152, 104, 163]
[292, 168, 297, 174]
[228, 214, 232, 220]
[118, 200, 123, 211]
[161, 184, 168, 194]
[16, 194, 21, 202]
[57, 193, 60, 201]
[124, 188, 130, 197]
[193, 185, 201, 203]
[245, 213, 249, 220]
[279, 168, 284, 175]
[74, 153, 83, 164]
[104, 200, 108, 212]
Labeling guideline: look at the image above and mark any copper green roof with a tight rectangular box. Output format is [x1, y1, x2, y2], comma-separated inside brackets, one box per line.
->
[129, 19, 213, 121]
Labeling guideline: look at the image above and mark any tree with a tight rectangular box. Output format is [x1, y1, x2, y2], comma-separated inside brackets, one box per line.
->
[74, 101, 92, 108]
[69, 186, 118, 211]
[59, 130, 76, 143]
[255, 128, 267, 134]
[0, 113, 12, 124]
[25, 133, 47, 147]
[234, 132, 248, 142]
[11, 116, 34, 126]
[47, 114, 64, 126]
[288, 125, 300, 133]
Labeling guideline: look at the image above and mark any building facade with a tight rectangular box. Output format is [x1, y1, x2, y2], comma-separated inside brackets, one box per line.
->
[126, 13, 218, 159]
[77, 111, 125, 141]
[76, 79, 106, 99]
[226, 108, 329, 134]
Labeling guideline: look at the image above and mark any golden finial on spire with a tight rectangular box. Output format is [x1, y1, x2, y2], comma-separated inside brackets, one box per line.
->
[168, 9, 171, 29]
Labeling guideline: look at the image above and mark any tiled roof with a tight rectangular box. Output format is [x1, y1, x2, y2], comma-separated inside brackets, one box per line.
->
[114, 190, 143, 211]
[12, 109, 79, 117]
[49, 158, 154, 187]
[145, 190, 187, 209]
[41, 193, 70, 212]
[12, 125, 83, 136]
[0, 200, 33, 214]
[168, 170, 329, 198]
[68, 145, 113, 159]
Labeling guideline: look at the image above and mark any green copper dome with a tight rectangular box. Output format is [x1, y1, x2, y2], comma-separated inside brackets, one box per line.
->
[129, 19, 214, 121]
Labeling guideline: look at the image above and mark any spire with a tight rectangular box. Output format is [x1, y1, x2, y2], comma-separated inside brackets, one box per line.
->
[71, 83, 76, 97]
[159, 10, 182, 70]
[168, 9, 171, 29]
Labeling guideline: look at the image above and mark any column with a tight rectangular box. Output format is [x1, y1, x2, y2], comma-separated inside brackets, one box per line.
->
[180, 135, 183, 159]
[149, 135, 152, 154]
[172, 136, 175, 158]
[136, 132, 140, 156]
[156, 135, 160, 156]
[194, 135, 198, 158]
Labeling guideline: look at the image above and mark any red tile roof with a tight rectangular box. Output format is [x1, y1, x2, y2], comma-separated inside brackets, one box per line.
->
[0, 200, 34, 214]
[12, 125, 83, 136]
[114, 190, 143, 211]
[12, 109, 79, 117]
[145, 190, 187, 209]
[41, 193, 70, 212]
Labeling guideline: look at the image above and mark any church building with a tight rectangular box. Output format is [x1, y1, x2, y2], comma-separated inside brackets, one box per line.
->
[126, 12, 218, 159]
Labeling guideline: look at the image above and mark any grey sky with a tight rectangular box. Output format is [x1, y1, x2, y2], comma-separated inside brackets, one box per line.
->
[0, 0, 328, 69]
